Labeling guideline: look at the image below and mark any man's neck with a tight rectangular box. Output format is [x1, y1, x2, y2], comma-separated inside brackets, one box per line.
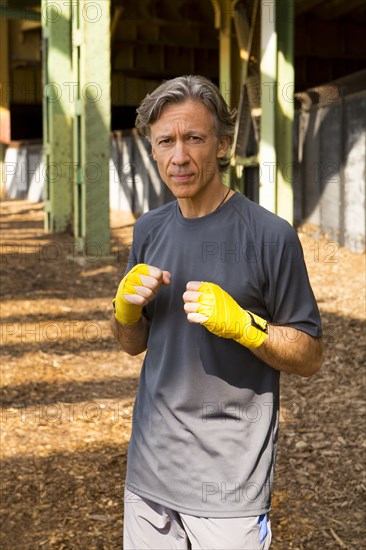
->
[178, 185, 232, 219]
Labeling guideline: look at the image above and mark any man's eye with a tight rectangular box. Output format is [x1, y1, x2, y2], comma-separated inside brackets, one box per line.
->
[159, 139, 172, 146]
[189, 136, 202, 142]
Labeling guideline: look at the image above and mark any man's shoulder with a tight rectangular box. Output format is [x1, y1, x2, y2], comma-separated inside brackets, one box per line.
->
[233, 193, 297, 241]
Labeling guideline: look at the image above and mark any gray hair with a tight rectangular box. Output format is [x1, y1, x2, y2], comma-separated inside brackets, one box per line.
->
[135, 75, 236, 172]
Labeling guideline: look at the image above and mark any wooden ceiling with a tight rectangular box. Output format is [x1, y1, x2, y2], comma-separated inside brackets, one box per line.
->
[3, 0, 365, 92]
[295, 0, 366, 21]
[5, 0, 366, 22]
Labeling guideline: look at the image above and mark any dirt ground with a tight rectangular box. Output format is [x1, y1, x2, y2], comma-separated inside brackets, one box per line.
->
[0, 199, 365, 549]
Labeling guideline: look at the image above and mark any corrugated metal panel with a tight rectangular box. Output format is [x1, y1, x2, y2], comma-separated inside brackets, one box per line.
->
[295, 71, 366, 252]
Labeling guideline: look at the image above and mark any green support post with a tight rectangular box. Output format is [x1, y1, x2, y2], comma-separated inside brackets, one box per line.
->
[259, 0, 277, 214]
[219, 0, 232, 107]
[72, 0, 111, 256]
[276, 0, 294, 224]
[259, 0, 294, 223]
[211, 0, 233, 188]
[0, 13, 10, 198]
[42, 0, 73, 232]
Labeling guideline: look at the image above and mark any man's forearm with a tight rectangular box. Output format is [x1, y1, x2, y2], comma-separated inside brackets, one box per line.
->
[112, 313, 149, 356]
[252, 325, 323, 377]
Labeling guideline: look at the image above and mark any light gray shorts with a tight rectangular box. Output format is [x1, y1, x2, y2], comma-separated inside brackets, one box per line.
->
[124, 488, 272, 550]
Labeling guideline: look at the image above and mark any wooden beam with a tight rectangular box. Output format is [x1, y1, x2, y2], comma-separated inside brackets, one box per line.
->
[210, 0, 221, 29]
[295, 0, 327, 17]
[312, 0, 366, 19]
[113, 38, 218, 50]
[111, 6, 123, 41]
[233, 2, 251, 64]
[114, 17, 216, 28]
[295, 16, 366, 59]
[0, 6, 41, 21]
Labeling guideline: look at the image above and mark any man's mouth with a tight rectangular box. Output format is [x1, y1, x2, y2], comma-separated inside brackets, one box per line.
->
[171, 174, 194, 182]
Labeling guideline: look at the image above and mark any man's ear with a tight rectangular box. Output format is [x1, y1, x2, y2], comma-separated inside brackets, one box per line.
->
[217, 135, 230, 159]
[151, 148, 157, 161]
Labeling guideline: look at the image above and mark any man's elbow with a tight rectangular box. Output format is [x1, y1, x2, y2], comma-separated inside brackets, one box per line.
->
[301, 338, 323, 378]
[121, 343, 146, 357]
[114, 333, 147, 356]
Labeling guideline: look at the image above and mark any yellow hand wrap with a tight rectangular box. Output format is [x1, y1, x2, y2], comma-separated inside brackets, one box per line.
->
[113, 263, 150, 325]
[197, 282, 268, 349]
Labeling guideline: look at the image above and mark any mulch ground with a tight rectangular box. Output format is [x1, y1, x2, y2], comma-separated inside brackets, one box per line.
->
[0, 199, 365, 549]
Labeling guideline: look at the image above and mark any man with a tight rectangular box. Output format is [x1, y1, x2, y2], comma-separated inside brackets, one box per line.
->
[113, 75, 323, 549]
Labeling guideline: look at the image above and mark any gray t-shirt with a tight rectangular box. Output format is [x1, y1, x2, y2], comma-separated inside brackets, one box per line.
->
[124, 192, 322, 518]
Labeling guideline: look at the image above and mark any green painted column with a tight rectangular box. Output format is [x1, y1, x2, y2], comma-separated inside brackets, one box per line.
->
[276, 0, 294, 223]
[211, 0, 233, 187]
[42, 0, 73, 232]
[259, 0, 277, 214]
[219, 1, 232, 107]
[259, 0, 294, 223]
[72, 0, 111, 256]
[0, 14, 10, 198]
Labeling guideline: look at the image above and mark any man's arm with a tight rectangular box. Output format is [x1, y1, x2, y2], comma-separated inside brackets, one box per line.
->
[252, 325, 323, 377]
[112, 314, 149, 356]
[183, 281, 323, 377]
[112, 264, 171, 356]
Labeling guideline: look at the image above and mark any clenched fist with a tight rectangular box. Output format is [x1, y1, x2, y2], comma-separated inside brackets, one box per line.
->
[183, 281, 268, 349]
[114, 263, 171, 325]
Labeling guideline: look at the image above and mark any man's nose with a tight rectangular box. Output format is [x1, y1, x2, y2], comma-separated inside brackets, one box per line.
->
[172, 141, 189, 165]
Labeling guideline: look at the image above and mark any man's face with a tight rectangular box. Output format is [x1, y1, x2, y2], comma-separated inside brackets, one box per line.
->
[150, 100, 228, 200]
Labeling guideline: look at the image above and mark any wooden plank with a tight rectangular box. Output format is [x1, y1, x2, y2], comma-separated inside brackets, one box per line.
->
[295, 0, 328, 17]
[313, 0, 365, 19]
